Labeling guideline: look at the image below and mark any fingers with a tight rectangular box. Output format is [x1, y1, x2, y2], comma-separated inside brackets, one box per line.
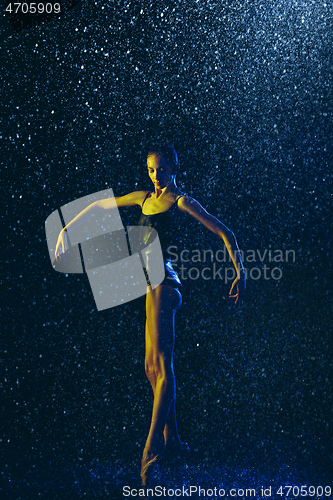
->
[229, 283, 239, 305]
[55, 242, 66, 261]
[59, 244, 66, 261]
[55, 248, 62, 261]
[229, 295, 239, 305]
[55, 243, 61, 261]
[55, 231, 68, 261]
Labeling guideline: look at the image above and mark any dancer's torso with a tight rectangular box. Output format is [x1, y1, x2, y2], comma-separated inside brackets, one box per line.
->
[138, 192, 185, 288]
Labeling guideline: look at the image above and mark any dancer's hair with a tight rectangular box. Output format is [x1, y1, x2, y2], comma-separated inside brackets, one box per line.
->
[147, 144, 180, 175]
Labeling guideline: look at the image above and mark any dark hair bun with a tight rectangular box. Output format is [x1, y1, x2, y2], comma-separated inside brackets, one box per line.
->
[147, 144, 180, 175]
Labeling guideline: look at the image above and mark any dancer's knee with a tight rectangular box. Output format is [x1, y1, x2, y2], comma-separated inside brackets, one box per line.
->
[145, 359, 155, 381]
[152, 352, 173, 383]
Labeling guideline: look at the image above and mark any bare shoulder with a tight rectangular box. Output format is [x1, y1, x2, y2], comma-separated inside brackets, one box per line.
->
[177, 194, 230, 235]
[116, 190, 150, 208]
[130, 190, 150, 206]
[177, 195, 207, 215]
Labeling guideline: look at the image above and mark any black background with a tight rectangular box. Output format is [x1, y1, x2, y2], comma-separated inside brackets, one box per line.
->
[1, 0, 332, 497]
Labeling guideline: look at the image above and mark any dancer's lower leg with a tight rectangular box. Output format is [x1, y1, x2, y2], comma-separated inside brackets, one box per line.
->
[144, 355, 175, 452]
[141, 286, 182, 485]
[164, 399, 181, 446]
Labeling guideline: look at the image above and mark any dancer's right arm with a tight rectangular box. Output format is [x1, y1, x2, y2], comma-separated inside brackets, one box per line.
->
[55, 190, 148, 261]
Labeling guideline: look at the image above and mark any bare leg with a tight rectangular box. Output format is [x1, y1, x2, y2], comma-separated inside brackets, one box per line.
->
[163, 400, 180, 446]
[141, 285, 181, 484]
[145, 317, 181, 447]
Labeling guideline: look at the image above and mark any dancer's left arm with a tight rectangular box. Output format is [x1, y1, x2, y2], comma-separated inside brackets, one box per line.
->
[178, 196, 246, 304]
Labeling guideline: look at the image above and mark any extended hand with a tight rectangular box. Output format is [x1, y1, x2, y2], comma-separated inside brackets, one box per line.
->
[229, 271, 246, 305]
[55, 229, 68, 261]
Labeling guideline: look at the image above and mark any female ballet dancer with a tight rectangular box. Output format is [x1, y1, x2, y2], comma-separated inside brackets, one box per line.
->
[55, 144, 246, 485]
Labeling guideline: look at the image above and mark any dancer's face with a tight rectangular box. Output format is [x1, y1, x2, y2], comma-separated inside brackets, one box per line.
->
[147, 154, 174, 190]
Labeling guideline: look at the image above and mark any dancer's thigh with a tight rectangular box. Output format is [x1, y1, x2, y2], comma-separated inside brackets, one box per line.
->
[145, 285, 181, 360]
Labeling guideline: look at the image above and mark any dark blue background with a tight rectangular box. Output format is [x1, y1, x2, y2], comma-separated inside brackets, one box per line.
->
[1, 0, 332, 497]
